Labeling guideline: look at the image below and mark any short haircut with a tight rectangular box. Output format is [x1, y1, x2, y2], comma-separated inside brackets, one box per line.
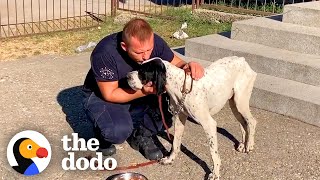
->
[122, 18, 153, 44]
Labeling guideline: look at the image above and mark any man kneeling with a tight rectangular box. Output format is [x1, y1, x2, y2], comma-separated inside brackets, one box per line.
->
[82, 18, 204, 160]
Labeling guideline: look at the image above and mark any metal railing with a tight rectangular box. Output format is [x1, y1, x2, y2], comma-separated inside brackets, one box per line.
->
[113, 0, 318, 17]
[0, 0, 110, 38]
[114, 0, 192, 16]
[1, 0, 318, 38]
[197, 0, 317, 15]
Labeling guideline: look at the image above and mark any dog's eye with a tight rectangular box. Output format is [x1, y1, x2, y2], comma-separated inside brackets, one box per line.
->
[138, 74, 144, 81]
[137, 74, 147, 85]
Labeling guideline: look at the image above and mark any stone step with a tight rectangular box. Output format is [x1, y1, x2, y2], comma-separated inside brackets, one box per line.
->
[252, 73, 320, 127]
[172, 49, 320, 127]
[185, 34, 320, 86]
[172, 46, 212, 66]
[231, 16, 320, 56]
[283, 1, 320, 28]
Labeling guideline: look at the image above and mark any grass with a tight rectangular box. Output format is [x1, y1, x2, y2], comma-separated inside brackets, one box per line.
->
[0, 8, 231, 61]
[204, 1, 283, 15]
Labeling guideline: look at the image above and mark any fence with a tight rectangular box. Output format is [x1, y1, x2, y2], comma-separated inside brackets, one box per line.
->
[114, 0, 318, 17]
[0, 0, 110, 38]
[115, 0, 193, 16]
[1, 0, 318, 38]
[198, 0, 318, 15]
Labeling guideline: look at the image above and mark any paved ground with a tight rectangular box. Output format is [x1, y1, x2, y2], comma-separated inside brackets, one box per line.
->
[0, 53, 319, 180]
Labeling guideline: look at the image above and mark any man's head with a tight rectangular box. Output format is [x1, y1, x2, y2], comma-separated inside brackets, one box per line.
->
[121, 18, 154, 64]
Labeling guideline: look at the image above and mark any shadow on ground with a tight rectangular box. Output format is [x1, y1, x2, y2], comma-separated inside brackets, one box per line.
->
[57, 86, 95, 140]
[157, 122, 240, 180]
[57, 86, 240, 179]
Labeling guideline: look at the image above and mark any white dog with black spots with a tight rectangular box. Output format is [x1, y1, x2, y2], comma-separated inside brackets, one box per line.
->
[127, 56, 257, 180]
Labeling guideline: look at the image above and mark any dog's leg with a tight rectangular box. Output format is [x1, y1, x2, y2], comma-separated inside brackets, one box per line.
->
[233, 74, 257, 153]
[229, 98, 247, 152]
[161, 113, 187, 164]
[194, 112, 221, 180]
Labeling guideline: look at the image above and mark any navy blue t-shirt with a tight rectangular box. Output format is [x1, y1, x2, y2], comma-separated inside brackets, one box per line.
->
[83, 32, 174, 98]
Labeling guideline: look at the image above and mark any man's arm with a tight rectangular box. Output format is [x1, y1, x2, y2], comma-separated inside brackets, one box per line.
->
[170, 53, 204, 80]
[97, 81, 155, 103]
[170, 54, 188, 68]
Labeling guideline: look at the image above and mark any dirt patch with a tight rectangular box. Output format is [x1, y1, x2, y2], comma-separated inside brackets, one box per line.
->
[193, 9, 254, 23]
[0, 10, 232, 62]
[0, 24, 117, 61]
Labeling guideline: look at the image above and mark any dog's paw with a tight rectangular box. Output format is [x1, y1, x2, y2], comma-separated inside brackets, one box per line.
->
[160, 157, 173, 165]
[237, 142, 254, 153]
[236, 142, 245, 153]
[245, 143, 254, 153]
[208, 173, 220, 180]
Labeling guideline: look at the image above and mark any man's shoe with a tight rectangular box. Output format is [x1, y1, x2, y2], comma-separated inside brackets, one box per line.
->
[128, 128, 163, 160]
[97, 144, 116, 157]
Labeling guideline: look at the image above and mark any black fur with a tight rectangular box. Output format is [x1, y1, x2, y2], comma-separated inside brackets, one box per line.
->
[138, 58, 166, 96]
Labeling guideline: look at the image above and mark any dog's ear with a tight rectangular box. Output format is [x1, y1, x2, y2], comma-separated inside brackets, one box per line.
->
[154, 65, 166, 95]
[138, 58, 166, 95]
[138, 63, 153, 85]
[151, 58, 166, 95]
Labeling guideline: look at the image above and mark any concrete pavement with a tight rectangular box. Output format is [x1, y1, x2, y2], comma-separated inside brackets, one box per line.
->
[0, 53, 319, 180]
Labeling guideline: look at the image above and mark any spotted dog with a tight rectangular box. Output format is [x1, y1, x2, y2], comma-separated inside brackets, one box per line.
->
[127, 56, 257, 180]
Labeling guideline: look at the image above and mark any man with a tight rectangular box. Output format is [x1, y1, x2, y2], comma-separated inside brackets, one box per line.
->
[82, 18, 204, 160]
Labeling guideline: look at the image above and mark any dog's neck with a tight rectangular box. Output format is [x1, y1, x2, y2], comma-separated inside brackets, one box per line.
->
[163, 61, 191, 100]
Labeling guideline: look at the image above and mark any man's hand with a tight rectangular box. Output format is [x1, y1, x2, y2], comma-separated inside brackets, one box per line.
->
[141, 81, 157, 95]
[183, 61, 204, 80]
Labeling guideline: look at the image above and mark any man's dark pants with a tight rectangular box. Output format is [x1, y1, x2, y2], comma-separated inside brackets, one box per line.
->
[83, 92, 171, 146]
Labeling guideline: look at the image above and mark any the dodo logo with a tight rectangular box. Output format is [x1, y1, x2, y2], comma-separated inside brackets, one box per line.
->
[7, 130, 51, 176]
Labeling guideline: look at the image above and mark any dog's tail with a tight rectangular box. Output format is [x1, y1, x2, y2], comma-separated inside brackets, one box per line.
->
[242, 57, 257, 81]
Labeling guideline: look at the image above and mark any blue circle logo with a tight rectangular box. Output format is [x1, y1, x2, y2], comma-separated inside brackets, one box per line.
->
[7, 130, 52, 176]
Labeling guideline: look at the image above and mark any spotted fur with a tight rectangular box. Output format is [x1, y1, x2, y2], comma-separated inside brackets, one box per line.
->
[127, 56, 257, 180]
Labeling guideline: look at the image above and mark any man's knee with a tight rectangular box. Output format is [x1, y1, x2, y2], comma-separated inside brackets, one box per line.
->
[91, 103, 132, 144]
[105, 125, 133, 144]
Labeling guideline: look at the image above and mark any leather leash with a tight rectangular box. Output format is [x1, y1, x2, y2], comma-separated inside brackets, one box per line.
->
[158, 71, 193, 141]
[114, 160, 158, 171]
[158, 95, 171, 141]
[86, 155, 158, 171]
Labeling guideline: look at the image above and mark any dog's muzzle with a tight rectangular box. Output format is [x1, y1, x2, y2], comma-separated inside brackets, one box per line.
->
[127, 71, 143, 91]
